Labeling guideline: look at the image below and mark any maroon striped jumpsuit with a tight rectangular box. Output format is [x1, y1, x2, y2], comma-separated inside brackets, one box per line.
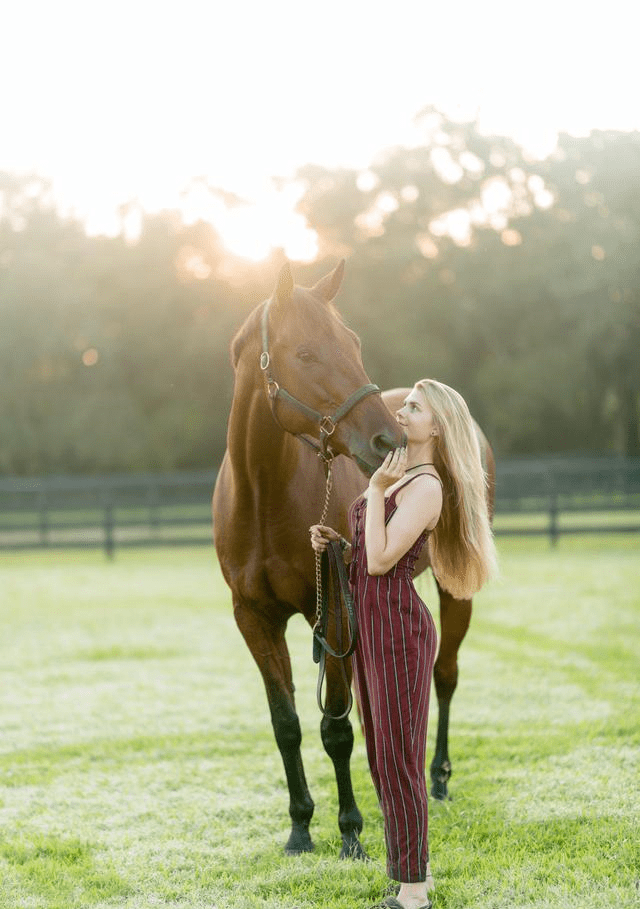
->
[348, 474, 439, 883]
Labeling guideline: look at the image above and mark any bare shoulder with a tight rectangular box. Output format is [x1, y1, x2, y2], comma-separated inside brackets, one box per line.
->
[395, 472, 443, 512]
[399, 472, 443, 497]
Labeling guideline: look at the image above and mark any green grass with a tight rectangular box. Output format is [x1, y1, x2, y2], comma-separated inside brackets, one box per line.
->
[0, 541, 638, 908]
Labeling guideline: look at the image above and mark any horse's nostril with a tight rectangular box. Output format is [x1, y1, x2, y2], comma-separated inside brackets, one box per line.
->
[370, 431, 397, 458]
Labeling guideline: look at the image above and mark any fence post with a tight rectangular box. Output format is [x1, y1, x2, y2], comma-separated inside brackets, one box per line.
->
[39, 489, 49, 547]
[104, 501, 114, 560]
[549, 493, 559, 547]
[147, 484, 159, 537]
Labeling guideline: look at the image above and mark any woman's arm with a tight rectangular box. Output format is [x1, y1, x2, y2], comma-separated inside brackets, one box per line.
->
[365, 477, 441, 575]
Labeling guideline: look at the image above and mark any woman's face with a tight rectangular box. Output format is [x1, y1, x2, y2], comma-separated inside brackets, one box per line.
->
[395, 386, 438, 444]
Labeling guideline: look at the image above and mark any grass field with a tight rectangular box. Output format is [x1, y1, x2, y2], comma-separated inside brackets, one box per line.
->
[0, 539, 638, 909]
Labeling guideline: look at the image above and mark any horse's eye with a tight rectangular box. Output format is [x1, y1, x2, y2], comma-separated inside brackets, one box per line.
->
[297, 348, 316, 363]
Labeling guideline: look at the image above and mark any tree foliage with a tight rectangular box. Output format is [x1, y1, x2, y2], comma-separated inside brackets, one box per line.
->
[1, 113, 639, 476]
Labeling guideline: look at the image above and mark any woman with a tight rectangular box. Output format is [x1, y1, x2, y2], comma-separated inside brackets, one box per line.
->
[310, 379, 497, 909]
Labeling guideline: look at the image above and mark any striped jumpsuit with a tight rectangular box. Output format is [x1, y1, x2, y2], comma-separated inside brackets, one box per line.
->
[348, 474, 439, 883]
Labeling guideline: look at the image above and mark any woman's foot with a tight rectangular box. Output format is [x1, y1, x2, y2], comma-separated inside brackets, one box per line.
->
[396, 882, 431, 908]
[378, 866, 434, 908]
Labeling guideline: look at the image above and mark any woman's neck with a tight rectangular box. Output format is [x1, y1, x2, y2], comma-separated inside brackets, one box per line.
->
[405, 442, 436, 471]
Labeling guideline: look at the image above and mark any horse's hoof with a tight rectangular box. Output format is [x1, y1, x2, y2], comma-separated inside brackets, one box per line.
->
[340, 836, 368, 861]
[430, 760, 452, 800]
[284, 830, 314, 855]
[430, 779, 450, 801]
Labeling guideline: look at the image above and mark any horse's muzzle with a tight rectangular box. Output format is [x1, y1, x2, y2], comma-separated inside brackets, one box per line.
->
[349, 430, 404, 476]
[370, 429, 405, 460]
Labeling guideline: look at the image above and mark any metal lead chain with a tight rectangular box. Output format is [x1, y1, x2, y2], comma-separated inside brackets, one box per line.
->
[314, 457, 333, 632]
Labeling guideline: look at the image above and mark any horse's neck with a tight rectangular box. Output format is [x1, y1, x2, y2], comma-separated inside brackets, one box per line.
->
[227, 376, 298, 480]
[225, 369, 364, 540]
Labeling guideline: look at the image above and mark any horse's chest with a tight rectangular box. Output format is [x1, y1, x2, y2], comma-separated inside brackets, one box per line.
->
[224, 544, 314, 612]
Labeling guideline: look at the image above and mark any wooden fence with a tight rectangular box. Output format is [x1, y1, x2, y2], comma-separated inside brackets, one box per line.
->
[1, 458, 639, 557]
[0, 471, 216, 558]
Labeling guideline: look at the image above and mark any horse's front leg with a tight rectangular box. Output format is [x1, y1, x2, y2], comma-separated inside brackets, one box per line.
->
[234, 601, 315, 854]
[430, 585, 472, 800]
[319, 653, 365, 860]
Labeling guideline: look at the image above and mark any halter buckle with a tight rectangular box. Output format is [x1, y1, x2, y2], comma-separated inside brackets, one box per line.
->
[319, 415, 336, 437]
[266, 378, 280, 399]
[260, 351, 270, 370]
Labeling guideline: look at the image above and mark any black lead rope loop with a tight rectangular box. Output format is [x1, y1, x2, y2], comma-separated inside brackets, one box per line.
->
[313, 539, 358, 721]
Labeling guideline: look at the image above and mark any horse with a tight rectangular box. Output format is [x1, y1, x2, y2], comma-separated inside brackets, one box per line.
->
[212, 259, 495, 858]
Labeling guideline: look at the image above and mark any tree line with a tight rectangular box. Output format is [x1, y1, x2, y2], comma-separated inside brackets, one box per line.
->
[1, 110, 639, 476]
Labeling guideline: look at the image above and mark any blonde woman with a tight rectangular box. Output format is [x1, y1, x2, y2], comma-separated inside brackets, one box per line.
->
[310, 379, 497, 909]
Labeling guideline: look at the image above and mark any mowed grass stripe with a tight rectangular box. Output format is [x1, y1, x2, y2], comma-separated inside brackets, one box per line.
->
[0, 541, 638, 908]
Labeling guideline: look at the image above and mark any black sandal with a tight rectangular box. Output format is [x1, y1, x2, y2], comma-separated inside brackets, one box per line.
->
[369, 897, 432, 909]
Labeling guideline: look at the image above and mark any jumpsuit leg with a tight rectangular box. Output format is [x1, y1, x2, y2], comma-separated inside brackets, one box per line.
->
[355, 577, 438, 883]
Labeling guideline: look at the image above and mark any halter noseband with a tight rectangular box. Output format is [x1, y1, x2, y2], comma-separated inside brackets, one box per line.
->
[260, 298, 380, 459]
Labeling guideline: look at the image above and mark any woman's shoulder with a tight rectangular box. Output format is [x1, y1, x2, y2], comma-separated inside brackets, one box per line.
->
[397, 472, 443, 529]
[388, 472, 443, 509]
[396, 471, 443, 494]
[361, 472, 442, 505]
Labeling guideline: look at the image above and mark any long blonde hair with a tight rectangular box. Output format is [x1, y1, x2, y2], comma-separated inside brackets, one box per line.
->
[415, 379, 498, 600]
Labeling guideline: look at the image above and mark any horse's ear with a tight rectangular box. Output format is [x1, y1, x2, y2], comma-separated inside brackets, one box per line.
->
[274, 261, 294, 304]
[312, 259, 345, 303]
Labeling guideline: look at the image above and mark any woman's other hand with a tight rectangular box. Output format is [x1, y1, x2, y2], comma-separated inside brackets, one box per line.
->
[369, 446, 407, 492]
[309, 524, 341, 554]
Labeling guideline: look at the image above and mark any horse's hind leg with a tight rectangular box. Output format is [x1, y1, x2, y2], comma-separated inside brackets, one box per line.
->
[319, 655, 365, 860]
[234, 600, 315, 855]
[430, 585, 472, 800]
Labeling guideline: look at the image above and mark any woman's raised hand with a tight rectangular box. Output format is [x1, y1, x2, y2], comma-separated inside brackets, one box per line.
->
[369, 446, 407, 491]
[309, 524, 341, 554]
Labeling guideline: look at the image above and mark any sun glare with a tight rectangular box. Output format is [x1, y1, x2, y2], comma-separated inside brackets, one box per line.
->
[213, 200, 317, 262]
[181, 180, 318, 263]
[77, 177, 318, 264]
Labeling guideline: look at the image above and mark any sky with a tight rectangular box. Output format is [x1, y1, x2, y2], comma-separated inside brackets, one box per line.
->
[2, 0, 638, 261]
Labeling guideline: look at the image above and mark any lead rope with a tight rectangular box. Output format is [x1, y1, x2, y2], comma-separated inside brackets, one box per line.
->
[313, 456, 333, 637]
[312, 454, 358, 720]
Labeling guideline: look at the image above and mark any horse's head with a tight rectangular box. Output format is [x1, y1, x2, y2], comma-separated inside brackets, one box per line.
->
[255, 260, 404, 476]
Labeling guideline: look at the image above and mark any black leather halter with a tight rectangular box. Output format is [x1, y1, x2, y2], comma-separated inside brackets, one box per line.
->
[260, 298, 380, 460]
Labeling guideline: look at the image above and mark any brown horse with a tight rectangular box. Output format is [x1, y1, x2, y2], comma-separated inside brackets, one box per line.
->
[213, 260, 494, 858]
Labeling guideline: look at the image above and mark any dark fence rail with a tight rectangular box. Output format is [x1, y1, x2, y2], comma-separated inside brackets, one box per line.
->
[0, 470, 218, 557]
[496, 455, 640, 501]
[494, 456, 640, 545]
[1, 458, 639, 556]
